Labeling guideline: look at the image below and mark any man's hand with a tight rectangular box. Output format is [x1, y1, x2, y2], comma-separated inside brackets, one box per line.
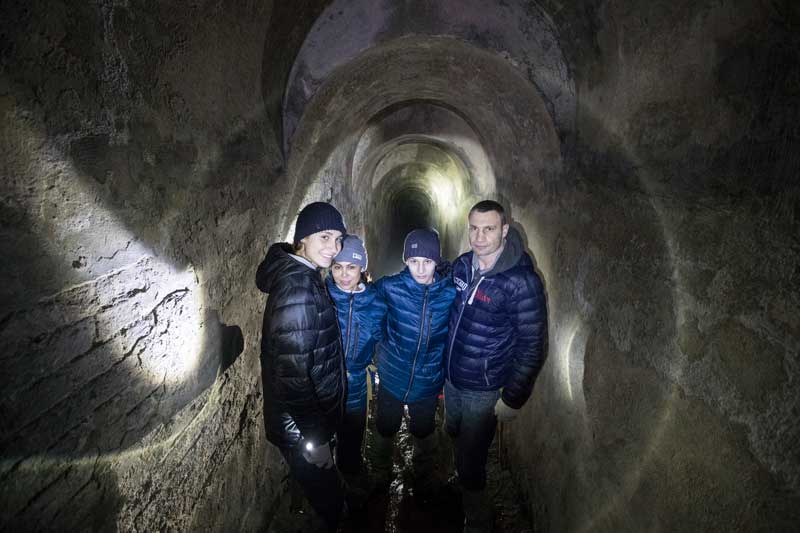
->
[494, 398, 520, 422]
[301, 441, 334, 469]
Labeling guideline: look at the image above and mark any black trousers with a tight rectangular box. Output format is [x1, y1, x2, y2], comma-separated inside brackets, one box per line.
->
[336, 405, 367, 475]
[375, 386, 438, 438]
[279, 445, 344, 532]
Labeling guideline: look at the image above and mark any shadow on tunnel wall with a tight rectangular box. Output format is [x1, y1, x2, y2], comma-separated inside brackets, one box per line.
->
[0, 1, 274, 529]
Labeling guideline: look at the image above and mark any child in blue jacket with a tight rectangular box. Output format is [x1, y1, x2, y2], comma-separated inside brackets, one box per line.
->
[372, 228, 456, 499]
[326, 235, 387, 503]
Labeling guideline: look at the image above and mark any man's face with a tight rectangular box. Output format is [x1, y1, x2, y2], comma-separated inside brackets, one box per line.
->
[405, 257, 436, 285]
[331, 261, 361, 291]
[468, 210, 509, 259]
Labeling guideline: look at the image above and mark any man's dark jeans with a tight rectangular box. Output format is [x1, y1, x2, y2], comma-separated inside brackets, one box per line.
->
[375, 386, 438, 438]
[337, 405, 367, 475]
[279, 445, 344, 532]
[444, 379, 500, 491]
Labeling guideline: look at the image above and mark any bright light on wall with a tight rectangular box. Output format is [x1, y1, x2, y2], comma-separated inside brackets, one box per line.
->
[557, 317, 588, 404]
[426, 169, 460, 223]
[137, 265, 206, 385]
[8, 113, 207, 387]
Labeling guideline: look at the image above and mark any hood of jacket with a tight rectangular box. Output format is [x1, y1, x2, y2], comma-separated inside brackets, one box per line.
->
[474, 225, 528, 277]
[256, 243, 316, 294]
[326, 276, 377, 306]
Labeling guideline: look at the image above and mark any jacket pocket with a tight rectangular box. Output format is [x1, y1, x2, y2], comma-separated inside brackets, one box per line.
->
[483, 358, 490, 387]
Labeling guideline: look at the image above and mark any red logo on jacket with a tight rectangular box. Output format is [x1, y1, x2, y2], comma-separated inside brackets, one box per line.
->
[474, 289, 491, 303]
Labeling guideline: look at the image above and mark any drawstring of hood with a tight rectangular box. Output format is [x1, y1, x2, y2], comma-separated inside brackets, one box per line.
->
[467, 277, 484, 305]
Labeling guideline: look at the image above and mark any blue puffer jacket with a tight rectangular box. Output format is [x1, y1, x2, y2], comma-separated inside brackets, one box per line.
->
[444, 227, 547, 409]
[326, 277, 387, 413]
[374, 268, 456, 403]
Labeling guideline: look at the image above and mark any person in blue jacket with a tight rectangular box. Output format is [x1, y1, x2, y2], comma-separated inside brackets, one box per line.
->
[371, 228, 456, 499]
[325, 235, 387, 505]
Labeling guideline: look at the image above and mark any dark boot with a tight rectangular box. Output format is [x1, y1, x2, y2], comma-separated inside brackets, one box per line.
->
[462, 487, 493, 533]
[342, 467, 371, 511]
[370, 432, 394, 492]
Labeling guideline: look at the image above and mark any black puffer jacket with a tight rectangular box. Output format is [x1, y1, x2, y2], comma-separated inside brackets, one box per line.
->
[256, 243, 345, 450]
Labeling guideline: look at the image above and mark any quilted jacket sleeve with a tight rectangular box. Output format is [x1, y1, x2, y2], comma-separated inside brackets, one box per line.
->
[372, 292, 388, 343]
[372, 278, 389, 343]
[501, 268, 548, 409]
[265, 277, 329, 445]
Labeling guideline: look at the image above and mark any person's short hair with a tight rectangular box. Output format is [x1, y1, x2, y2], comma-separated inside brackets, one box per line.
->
[469, 200, 507, 226]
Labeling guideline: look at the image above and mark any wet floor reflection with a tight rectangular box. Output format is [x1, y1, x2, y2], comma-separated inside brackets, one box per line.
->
[265, 396, 535, 532]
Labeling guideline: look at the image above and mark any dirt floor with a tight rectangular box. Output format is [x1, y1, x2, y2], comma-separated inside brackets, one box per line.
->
[265, 394, 534, 533]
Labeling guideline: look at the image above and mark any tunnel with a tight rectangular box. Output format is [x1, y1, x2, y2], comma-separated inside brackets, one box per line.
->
[1, 0, 799, 532]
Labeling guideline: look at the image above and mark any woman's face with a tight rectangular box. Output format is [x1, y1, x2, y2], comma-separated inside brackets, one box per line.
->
[298, 230, 343, 268]
[405, 256, 436, 285]
[331, 261, 361, 291]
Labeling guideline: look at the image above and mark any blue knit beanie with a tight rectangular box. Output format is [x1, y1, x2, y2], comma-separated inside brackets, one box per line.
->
[334, 235, 368, 270]
[293, 202, 347, 245]
[403, 228, 441, 264]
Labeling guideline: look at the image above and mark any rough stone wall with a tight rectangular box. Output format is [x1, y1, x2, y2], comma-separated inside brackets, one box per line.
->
[3, 1, 798, 532]
[1, 1, 288, 531]
[505, 1, 800, 531]
[282, 0, 574, 154]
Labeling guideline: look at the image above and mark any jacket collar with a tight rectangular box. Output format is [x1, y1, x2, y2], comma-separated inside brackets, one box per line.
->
[289, 252, 317, 270]
[399, 266, 448, 292]
[468, 226, 526, 278]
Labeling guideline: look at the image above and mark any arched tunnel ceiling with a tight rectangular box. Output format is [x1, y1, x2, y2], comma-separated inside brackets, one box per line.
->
[370, 141, 468, 191]
[365, 159, 464, 276]
[283, 36, 565, 227]
[282, 0, 575, 155]
[352, 101, 495, 202]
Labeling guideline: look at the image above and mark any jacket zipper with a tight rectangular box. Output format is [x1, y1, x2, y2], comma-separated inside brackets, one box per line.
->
[403, 287, 429, 402]
[447, 266, 483, 381]
[352, 324, 360, 365]
[424, 313, 432, 350]
[483, 358, 490, 387]
[345, 294, 355, 362]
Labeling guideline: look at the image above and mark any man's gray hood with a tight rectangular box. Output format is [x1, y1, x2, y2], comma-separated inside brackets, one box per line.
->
[474, 226, 527, 277]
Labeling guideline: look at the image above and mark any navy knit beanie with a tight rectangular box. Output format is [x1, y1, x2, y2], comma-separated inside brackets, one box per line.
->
[293, 202, 347, 245]
[334, 235, 368, 270]
[403, 228, 441, 264]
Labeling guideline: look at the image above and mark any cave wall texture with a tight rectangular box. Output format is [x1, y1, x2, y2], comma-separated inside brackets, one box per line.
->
[1, 0, 799, 532]
[1, 1, 286, 531]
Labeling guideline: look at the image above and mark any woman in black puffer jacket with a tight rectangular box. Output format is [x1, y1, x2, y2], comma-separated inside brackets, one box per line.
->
[256, 202, 347, 533]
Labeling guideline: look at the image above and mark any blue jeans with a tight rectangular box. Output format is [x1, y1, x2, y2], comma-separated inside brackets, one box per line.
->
[444, 379, 500, 491]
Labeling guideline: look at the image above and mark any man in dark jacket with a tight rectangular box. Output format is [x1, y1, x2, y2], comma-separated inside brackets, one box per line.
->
[444, 200, 548, 533]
